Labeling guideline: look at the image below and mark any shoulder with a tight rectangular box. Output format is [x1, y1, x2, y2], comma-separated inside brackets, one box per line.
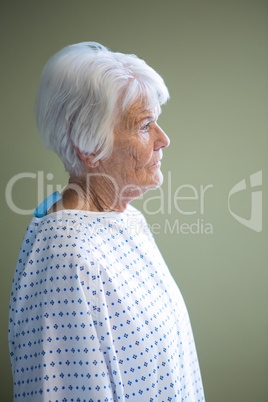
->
[11, 212, 109, 301]
[15, 212, 101, 274]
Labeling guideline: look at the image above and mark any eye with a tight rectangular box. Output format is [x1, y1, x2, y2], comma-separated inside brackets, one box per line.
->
[140, 122, 151, 132]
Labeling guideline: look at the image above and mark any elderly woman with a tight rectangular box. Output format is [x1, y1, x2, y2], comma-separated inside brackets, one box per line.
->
[8, 42, 205, 401]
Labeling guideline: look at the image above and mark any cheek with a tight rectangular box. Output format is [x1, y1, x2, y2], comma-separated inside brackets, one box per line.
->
[137, 150, 152, 167]
[133, 136, 153, 166]
[114, 134, 153, 170]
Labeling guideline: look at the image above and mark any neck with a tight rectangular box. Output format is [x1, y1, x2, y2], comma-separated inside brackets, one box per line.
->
[60, 174, 144, 213]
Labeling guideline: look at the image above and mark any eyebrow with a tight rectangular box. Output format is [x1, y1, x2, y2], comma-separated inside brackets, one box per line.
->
[133, 107, 162, 126]
[136, 115, 154, 124]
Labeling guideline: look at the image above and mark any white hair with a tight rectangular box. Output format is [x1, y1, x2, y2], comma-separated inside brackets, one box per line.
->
[35, 42, 170, 176]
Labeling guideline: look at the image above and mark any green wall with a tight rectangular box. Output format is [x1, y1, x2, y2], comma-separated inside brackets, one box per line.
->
[1, 0, 267, 400]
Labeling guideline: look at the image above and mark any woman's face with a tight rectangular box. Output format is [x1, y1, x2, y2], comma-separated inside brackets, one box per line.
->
[99, 100, 170, 200]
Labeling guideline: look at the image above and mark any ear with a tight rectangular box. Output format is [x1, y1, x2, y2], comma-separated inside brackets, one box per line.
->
[73, 144, 100, 168]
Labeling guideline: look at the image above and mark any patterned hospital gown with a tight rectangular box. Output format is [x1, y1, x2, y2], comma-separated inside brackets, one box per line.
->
[8, 199, 205, 401]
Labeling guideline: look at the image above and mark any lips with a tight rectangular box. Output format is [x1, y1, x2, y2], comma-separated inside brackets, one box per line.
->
[150, 160, 161, 167]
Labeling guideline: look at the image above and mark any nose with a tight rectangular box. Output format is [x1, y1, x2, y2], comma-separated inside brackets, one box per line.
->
[154, 124, 170, 150]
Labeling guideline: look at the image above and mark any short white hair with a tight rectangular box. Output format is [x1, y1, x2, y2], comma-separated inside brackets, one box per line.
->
[35, 42, 170, 176]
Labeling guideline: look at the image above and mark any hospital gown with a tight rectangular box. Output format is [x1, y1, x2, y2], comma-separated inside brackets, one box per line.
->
[8, 196, 205, 401]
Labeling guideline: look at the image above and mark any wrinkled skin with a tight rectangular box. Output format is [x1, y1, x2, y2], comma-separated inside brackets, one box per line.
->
[49, 101, 170, 213]
[97, 101, 170, 207]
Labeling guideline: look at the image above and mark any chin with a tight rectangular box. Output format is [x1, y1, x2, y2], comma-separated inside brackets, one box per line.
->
[146, 172, 164, 191]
